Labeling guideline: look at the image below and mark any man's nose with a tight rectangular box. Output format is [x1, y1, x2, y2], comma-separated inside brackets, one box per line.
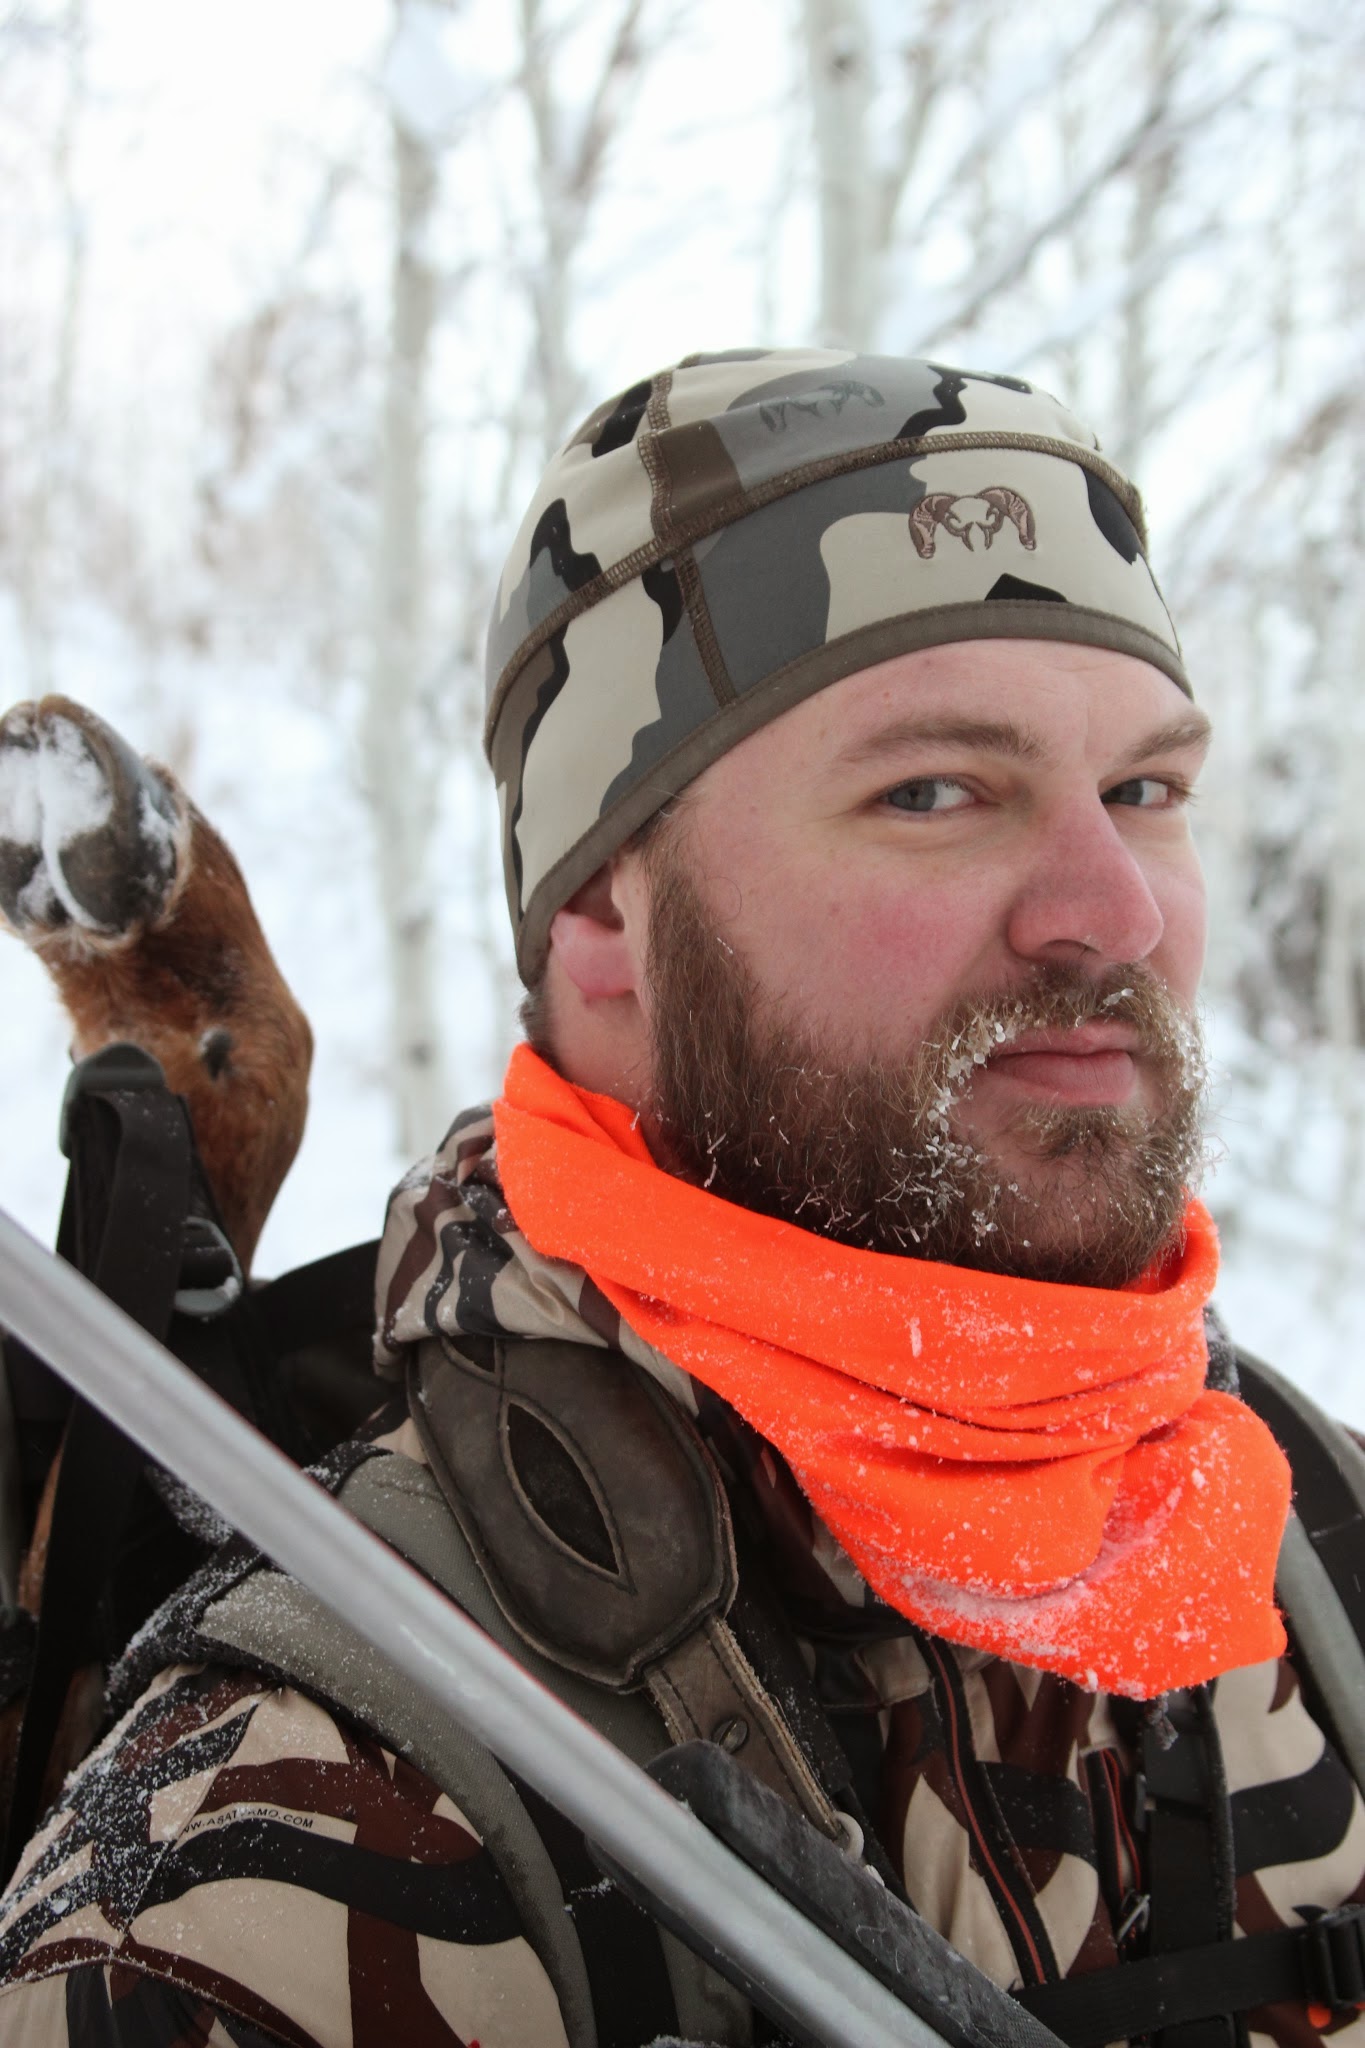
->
[1005, 800, 1165, 965]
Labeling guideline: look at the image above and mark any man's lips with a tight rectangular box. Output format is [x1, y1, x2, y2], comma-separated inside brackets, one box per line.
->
[995, 1022, 1141, 1058]
[979, 1022, 1142, 1105]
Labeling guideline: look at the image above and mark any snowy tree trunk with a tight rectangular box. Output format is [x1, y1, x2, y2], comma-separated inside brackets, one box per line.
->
[520, 0, 574, 448]
[520, 0, 582, 454]
[802, 0, 874, 350]
[19, 0, 87, 697]
[364, 33, 451, 1159]
[518, 0, 648, 452]
[1112, 0, 1178, 477]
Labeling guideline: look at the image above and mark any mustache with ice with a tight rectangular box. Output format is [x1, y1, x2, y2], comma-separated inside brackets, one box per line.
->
[893, 963, 1207, 1257]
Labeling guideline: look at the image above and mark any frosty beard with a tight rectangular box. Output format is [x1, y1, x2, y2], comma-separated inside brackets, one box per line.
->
[641, 839, 1207, 1290]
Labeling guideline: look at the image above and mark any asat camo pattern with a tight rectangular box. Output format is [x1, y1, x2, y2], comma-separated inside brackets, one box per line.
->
[486, 348, 1190, 977]
[1, 1118, 1361, 2046]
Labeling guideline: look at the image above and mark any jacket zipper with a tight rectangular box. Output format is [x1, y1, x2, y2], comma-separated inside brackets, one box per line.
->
[919, 1632, 1058, 1988]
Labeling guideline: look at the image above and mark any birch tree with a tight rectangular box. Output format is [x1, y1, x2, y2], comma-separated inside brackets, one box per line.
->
[362, 0, 452, 1156]
[517, 0, 654, 455]
[802, 0, 873, 349]
[1109, 0, 1179, 477]
[12, 0, 87, 698]
[356, 0, 666, 1151]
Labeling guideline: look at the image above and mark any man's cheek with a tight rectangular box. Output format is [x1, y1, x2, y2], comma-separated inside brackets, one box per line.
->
[1162, 890, 1208, 1003]
[796, 902, 946, 1028]
[1145, 849, 1206, 990]
[831, 890, 993, 1003]
[741, 854, 1001, 1040]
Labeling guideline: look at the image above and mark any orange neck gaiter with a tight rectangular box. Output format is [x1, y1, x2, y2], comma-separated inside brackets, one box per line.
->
[494, 1045, 1290, 1698]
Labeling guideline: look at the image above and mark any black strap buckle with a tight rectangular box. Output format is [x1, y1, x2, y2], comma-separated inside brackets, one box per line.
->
[174, 1214, 243, 1319]
[1304, 1905, 1365, 2014]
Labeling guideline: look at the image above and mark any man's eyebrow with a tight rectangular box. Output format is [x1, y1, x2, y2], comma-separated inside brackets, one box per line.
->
[1115, 711, 1213, 769]
[832, 716, 1047, 768]
[832, 708, 1214, 773]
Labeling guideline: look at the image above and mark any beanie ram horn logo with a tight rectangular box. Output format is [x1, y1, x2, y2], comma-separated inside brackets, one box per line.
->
[909, 486, 1037, 559]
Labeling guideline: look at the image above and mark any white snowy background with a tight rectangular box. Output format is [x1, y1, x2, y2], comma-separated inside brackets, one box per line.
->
[3, 0, 1365, 1417]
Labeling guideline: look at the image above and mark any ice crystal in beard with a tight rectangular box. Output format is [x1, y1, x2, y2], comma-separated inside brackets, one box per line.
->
[642, 848, 1208, 1289]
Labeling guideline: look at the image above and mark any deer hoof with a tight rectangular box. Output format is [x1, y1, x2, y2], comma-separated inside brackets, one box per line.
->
[0, 697, 188, 944]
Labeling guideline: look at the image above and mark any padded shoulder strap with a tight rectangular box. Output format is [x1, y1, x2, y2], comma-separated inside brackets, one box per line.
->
[1237, 1350, 1365, 1792]
[408, 1333, 736, 1687]
[1235, 1351, 1365, 1627]
[412, 1333, 845, 1841]
[123, 1441, 752, 2048]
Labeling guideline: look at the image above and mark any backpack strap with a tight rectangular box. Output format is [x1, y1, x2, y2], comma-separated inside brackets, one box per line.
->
[1134, 1687, 1238, 2048]
[0, 1044, 388, 1882]
[3, 1044, 207, 1875]
[1234, 1350, 1365, 1795]
[409, 1332, 846, 1843]
[1017, 1902, 1365, 2047]
[113, 1437, 752, 2048]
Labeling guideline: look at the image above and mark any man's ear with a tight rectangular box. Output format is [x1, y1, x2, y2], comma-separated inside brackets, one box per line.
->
[547, 859, 646, 1003]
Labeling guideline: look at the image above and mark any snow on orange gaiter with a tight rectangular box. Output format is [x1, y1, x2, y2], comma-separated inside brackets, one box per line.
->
[494, 1045, 1290, 1698]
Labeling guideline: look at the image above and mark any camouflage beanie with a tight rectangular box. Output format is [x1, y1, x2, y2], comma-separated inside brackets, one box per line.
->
[486, 348, 1187, 981]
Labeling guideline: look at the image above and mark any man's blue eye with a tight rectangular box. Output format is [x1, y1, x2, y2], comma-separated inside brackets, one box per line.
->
[1105, 777, 1174, 808]
[886, 778, 971, 813]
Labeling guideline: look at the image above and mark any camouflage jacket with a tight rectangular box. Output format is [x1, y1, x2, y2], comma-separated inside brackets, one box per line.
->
[0, 1388, 1362, 2048]
[0, 1108, 1362, 2046]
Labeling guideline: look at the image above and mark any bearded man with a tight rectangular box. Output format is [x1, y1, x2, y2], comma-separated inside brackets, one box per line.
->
[2, 350, 1362, 2048]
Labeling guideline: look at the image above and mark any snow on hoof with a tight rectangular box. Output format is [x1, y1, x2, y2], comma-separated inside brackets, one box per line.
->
[0, 696, 188, 946]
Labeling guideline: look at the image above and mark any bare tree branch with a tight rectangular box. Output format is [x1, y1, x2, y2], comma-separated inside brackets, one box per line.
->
[875, 0, 957, 253]
[909, 60, 1266, 352]
[568, 0, 647, 208]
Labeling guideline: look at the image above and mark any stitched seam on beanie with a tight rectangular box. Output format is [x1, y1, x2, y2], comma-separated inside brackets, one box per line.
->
[486, 431, 1147, 750]
[674, 547, 736, 707]
[639, 369, 676, 541]
[634, 369, 742, 700]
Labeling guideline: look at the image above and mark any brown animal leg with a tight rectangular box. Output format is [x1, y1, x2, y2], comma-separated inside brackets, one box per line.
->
[0, 695, 312, 1272]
